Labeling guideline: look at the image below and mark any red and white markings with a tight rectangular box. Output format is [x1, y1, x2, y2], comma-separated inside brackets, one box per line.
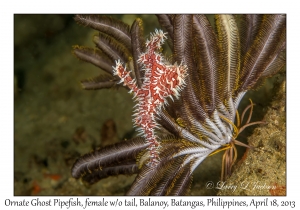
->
[113, 29, 187, 165]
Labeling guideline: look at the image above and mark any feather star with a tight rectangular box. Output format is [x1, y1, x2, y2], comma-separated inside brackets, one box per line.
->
[71, 14, 285, 195]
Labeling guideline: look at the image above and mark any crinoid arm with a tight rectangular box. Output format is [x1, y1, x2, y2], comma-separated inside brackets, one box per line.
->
[73, 15, 145, 90]
[74, 15, 132, 50]
[126, 138, 211, 196]
[71, 137, 148, 184]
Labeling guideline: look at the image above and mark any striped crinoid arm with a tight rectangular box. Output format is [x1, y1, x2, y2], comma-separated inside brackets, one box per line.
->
[235, 14, 286, 97]
[130, 18, 146, 87]
[126, 137, 216, 196]
[215, 14, 241, 120]
[80, 159, 138, 185]
[72, 46, 115, 75]
[126, 140, 184, 195]
[238, 15, 263, 63]
[192, 15, 220, 115]
[127, 138, 205, 196]
[230, 14, 286, 108]
[74, 15, 132, 51]
[73, 15, 149, 90]
[71, 137, 148, 183]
